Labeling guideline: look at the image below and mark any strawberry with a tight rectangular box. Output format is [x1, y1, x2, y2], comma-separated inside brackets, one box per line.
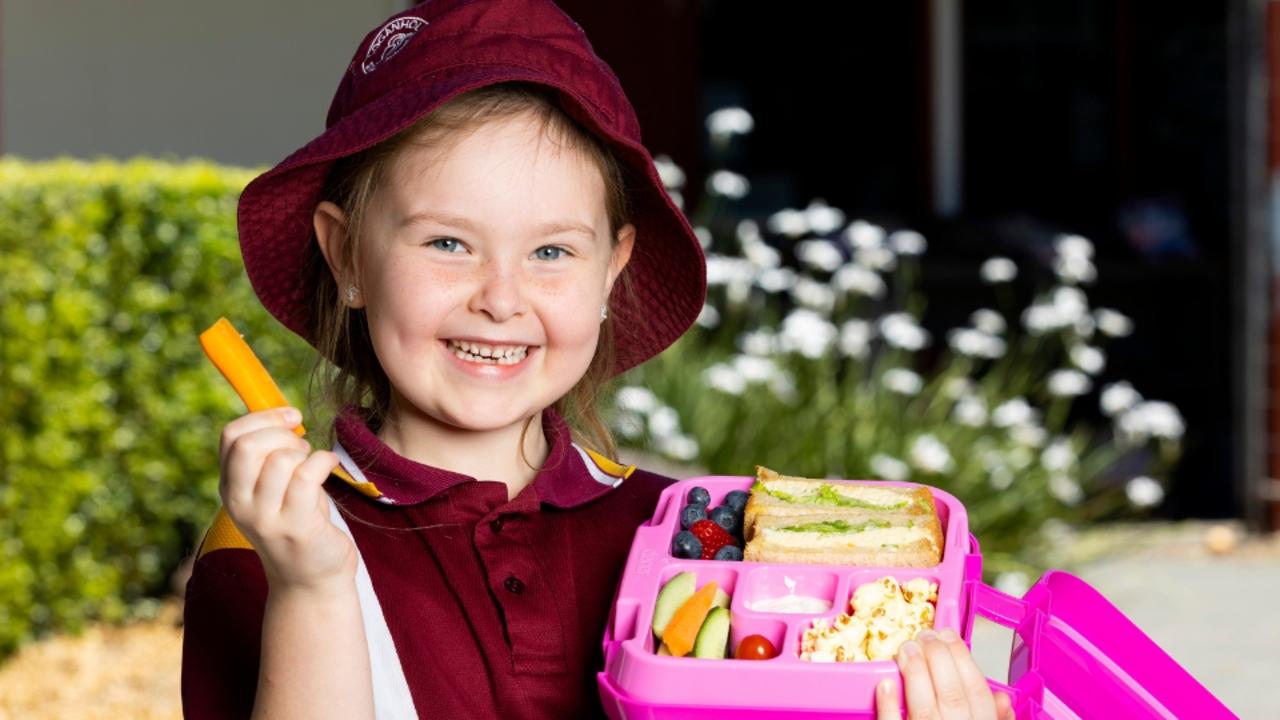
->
[689, 519, 738, 560]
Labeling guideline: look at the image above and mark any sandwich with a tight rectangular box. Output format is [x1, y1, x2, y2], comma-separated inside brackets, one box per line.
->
[742, 466, 943, 567]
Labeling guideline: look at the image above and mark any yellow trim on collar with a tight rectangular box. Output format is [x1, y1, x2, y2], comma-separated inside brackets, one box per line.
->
[582, 447, 637, 479]
[333, 464, 384, 499]
[195, 507, 253, 560]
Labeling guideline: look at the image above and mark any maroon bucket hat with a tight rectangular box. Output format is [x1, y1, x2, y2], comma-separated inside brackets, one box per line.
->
[237, 0, 706, 376]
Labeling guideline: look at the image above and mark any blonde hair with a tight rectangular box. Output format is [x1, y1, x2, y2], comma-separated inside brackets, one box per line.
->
[306, 81, 636, 471]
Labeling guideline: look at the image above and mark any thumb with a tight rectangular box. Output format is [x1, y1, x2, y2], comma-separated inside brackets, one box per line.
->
[995, 690, 1015, 719]
[875, 678, 902, 720]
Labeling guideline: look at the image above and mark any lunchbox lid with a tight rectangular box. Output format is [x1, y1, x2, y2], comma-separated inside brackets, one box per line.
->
[970, 570, 1236, 719]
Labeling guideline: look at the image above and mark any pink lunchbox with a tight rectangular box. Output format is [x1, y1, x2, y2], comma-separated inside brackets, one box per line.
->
[597, 476, 1237, 719]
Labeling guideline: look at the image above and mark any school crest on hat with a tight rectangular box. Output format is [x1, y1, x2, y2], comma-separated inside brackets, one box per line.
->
[362, 16, 429, 75]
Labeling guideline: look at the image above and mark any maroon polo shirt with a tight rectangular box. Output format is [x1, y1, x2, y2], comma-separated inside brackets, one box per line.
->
[182, 406, 674, 719]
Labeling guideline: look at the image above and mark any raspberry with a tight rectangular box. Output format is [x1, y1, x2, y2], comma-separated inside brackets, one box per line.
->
[689, 519, 737, 560]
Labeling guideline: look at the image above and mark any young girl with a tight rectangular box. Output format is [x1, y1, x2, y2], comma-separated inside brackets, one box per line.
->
[182, 1, 1010, 718]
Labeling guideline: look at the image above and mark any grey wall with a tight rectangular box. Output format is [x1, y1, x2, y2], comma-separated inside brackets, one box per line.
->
[1, 0, 407, 167]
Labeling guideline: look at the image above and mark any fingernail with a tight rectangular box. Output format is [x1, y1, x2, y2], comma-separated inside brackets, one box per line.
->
[283, 408, 301, 423]
[900, 640, 921, 657]
[916, 630, 937, 643]
[938, 628, 959, 642]
[879, 678, 896, 695]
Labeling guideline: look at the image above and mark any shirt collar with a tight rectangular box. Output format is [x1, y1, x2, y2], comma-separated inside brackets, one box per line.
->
[331, 405, 631, 509]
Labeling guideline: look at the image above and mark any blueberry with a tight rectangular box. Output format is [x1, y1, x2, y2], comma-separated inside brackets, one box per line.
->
[679, 504, 707, 530]
[672, 530, 702, 559]
[686, 486, 711, 507]
[709, 505, 739, 535]
[714, 545, 743, 561]
[723, 490, 749, 513]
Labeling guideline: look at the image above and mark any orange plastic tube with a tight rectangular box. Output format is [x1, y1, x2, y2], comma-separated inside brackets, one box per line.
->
[199, 317, 305, 436]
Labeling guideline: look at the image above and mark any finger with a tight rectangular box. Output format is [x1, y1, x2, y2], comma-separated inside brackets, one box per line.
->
[939, 628, 999, 719]
[253, 447, 310, 517]
[994, 691, 1014, 720]
[218, 407, 303, 471]
[280, 450, 341, 526]
[876, 678, 902, 720]
[897, 640, 940, 720]
[916, 630, 970, 720]
[222, 427, 309, 511]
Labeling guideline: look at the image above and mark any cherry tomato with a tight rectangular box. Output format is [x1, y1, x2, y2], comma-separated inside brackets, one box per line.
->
[735, 634, 777, 660]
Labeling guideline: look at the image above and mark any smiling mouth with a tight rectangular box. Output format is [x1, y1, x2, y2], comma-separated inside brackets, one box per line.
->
[445, 339, 532, 365]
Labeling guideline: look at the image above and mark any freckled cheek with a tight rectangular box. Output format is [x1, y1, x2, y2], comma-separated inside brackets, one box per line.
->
[369, 263, 461, 349]
[534, 279, 605, 349]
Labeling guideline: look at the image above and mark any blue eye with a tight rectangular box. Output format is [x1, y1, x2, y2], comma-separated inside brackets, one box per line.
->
[533, 245, 569, 261]
[428, 237, 465, 253]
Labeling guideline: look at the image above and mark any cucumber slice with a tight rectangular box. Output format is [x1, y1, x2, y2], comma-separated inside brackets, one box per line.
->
[692, 606, 731, 659]
[652, 571, 697, 640]
[712, 586, 730, 610]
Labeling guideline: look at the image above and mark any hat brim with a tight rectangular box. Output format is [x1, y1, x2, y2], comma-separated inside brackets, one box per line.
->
[237, 62, 706, 377]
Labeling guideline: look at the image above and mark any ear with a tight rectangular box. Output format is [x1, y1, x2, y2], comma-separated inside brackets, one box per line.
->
[313, 200, 365, 309]
[605, 223, 636, 296]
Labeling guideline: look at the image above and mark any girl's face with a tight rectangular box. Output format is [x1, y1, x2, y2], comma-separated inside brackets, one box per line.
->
[324, 113, 634, 433]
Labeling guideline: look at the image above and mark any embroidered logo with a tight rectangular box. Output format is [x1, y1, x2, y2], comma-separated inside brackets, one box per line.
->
[362, 16, 429, 75]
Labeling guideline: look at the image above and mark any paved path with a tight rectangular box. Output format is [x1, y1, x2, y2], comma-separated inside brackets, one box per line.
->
[969, 523, 1280, 719]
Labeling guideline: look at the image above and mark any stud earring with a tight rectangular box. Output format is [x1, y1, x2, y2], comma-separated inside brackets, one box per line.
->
[600, 304, 609, 321]
[346, 284, 359, 305]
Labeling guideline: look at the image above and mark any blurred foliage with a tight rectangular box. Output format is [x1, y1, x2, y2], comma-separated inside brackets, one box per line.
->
[0, 158, 317, 658]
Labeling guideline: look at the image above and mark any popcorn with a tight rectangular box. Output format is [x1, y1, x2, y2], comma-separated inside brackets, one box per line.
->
[800, 576, 938, 662]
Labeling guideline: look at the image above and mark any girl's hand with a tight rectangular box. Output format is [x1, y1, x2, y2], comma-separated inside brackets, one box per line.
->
[219, 407, 354, 596]
[876, 629, 1015, 720]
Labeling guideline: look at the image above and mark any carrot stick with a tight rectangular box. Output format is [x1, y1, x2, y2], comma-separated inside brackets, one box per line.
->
[199, 317, 305, 436]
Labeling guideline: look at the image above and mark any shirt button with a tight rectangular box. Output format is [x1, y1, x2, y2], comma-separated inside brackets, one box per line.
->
[503, 575, 525, 595]
[489, 517, 505, 534]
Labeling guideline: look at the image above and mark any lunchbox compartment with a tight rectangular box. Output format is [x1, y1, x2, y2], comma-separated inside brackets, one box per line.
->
[728, 616, 789, 661]
[736, 565, 840, 616]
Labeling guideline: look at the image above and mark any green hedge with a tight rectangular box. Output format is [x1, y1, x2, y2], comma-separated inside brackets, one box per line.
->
[0, 157, 317, 657]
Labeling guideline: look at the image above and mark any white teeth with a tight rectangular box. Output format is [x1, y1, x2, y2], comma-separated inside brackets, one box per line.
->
[447, 339, 529, 365]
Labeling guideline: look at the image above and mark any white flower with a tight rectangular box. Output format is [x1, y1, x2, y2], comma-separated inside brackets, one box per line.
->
[647, 406, 681, 439]
[770, 371, 798, 403]
[1048, 474, 1084, 505]
[704, 363, 746, 395]
[1047, 369, 1092, 397]
[953, 396, 988, 426]
[1069, 345, 1106, 375]
[1119, 401, 1185, 441]
[832, 264, 887, 298]
[1011, 424, 1047, 448]
[739, 329, 779, 357]
[1022, 287, 1090, 336]
[839, 319, 873, 359]
[888, 230, 927, 256]
[666, 189, 684, 210]
[992, 398, 1036, 428]
[659, 433, 700, 462]
[695, 303, 720, 328]
[943, 377, 975, 399]
[1095, 308, 1134, 337]
[742, 237, 782, 270]
[1053, 252, 1097, 285]
[1075, 313, 1096, 338]
[1125, 476, 1165, 508]
[948, 328, 1006, 359]
[780, 308, 838, 359]
[1053, 287, 1089, 324]
[706, 170, 750, 199]
[705, 254, 753, 286]
[706, 107, 755, 140]
[1041, 438, 1075, 472]
[767, 208, 808, 237]
[854, 246, 897, 272]
[980, 257, 1018, 284]
[804, 199, 846, 234]
[737, 219, 763, 244]
[693, 226, 713, 249]
[988, 465, 1014, 490]
[1021, 304, 1063, 335]
[995, 571, 1030, 597]
[796, 239, 845, 273]
[1054, 234, 1094, 260]
[757, 266, 798, 294]
[790, 277, 836, 313]
[1100, 381, 1141, 417]
[882, 368, 924, 396]
[970, 309, 1006, 335]
[732, 355, 777, 383]
[653, 154, 686, 189]
[615, 386, 658, 414]
[612, 410, 644, 440]
[910, 435, 955, 474]
[844, 220, 886, 250]
[870, 454, 910, 482]
[879, 313, 931, 351]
